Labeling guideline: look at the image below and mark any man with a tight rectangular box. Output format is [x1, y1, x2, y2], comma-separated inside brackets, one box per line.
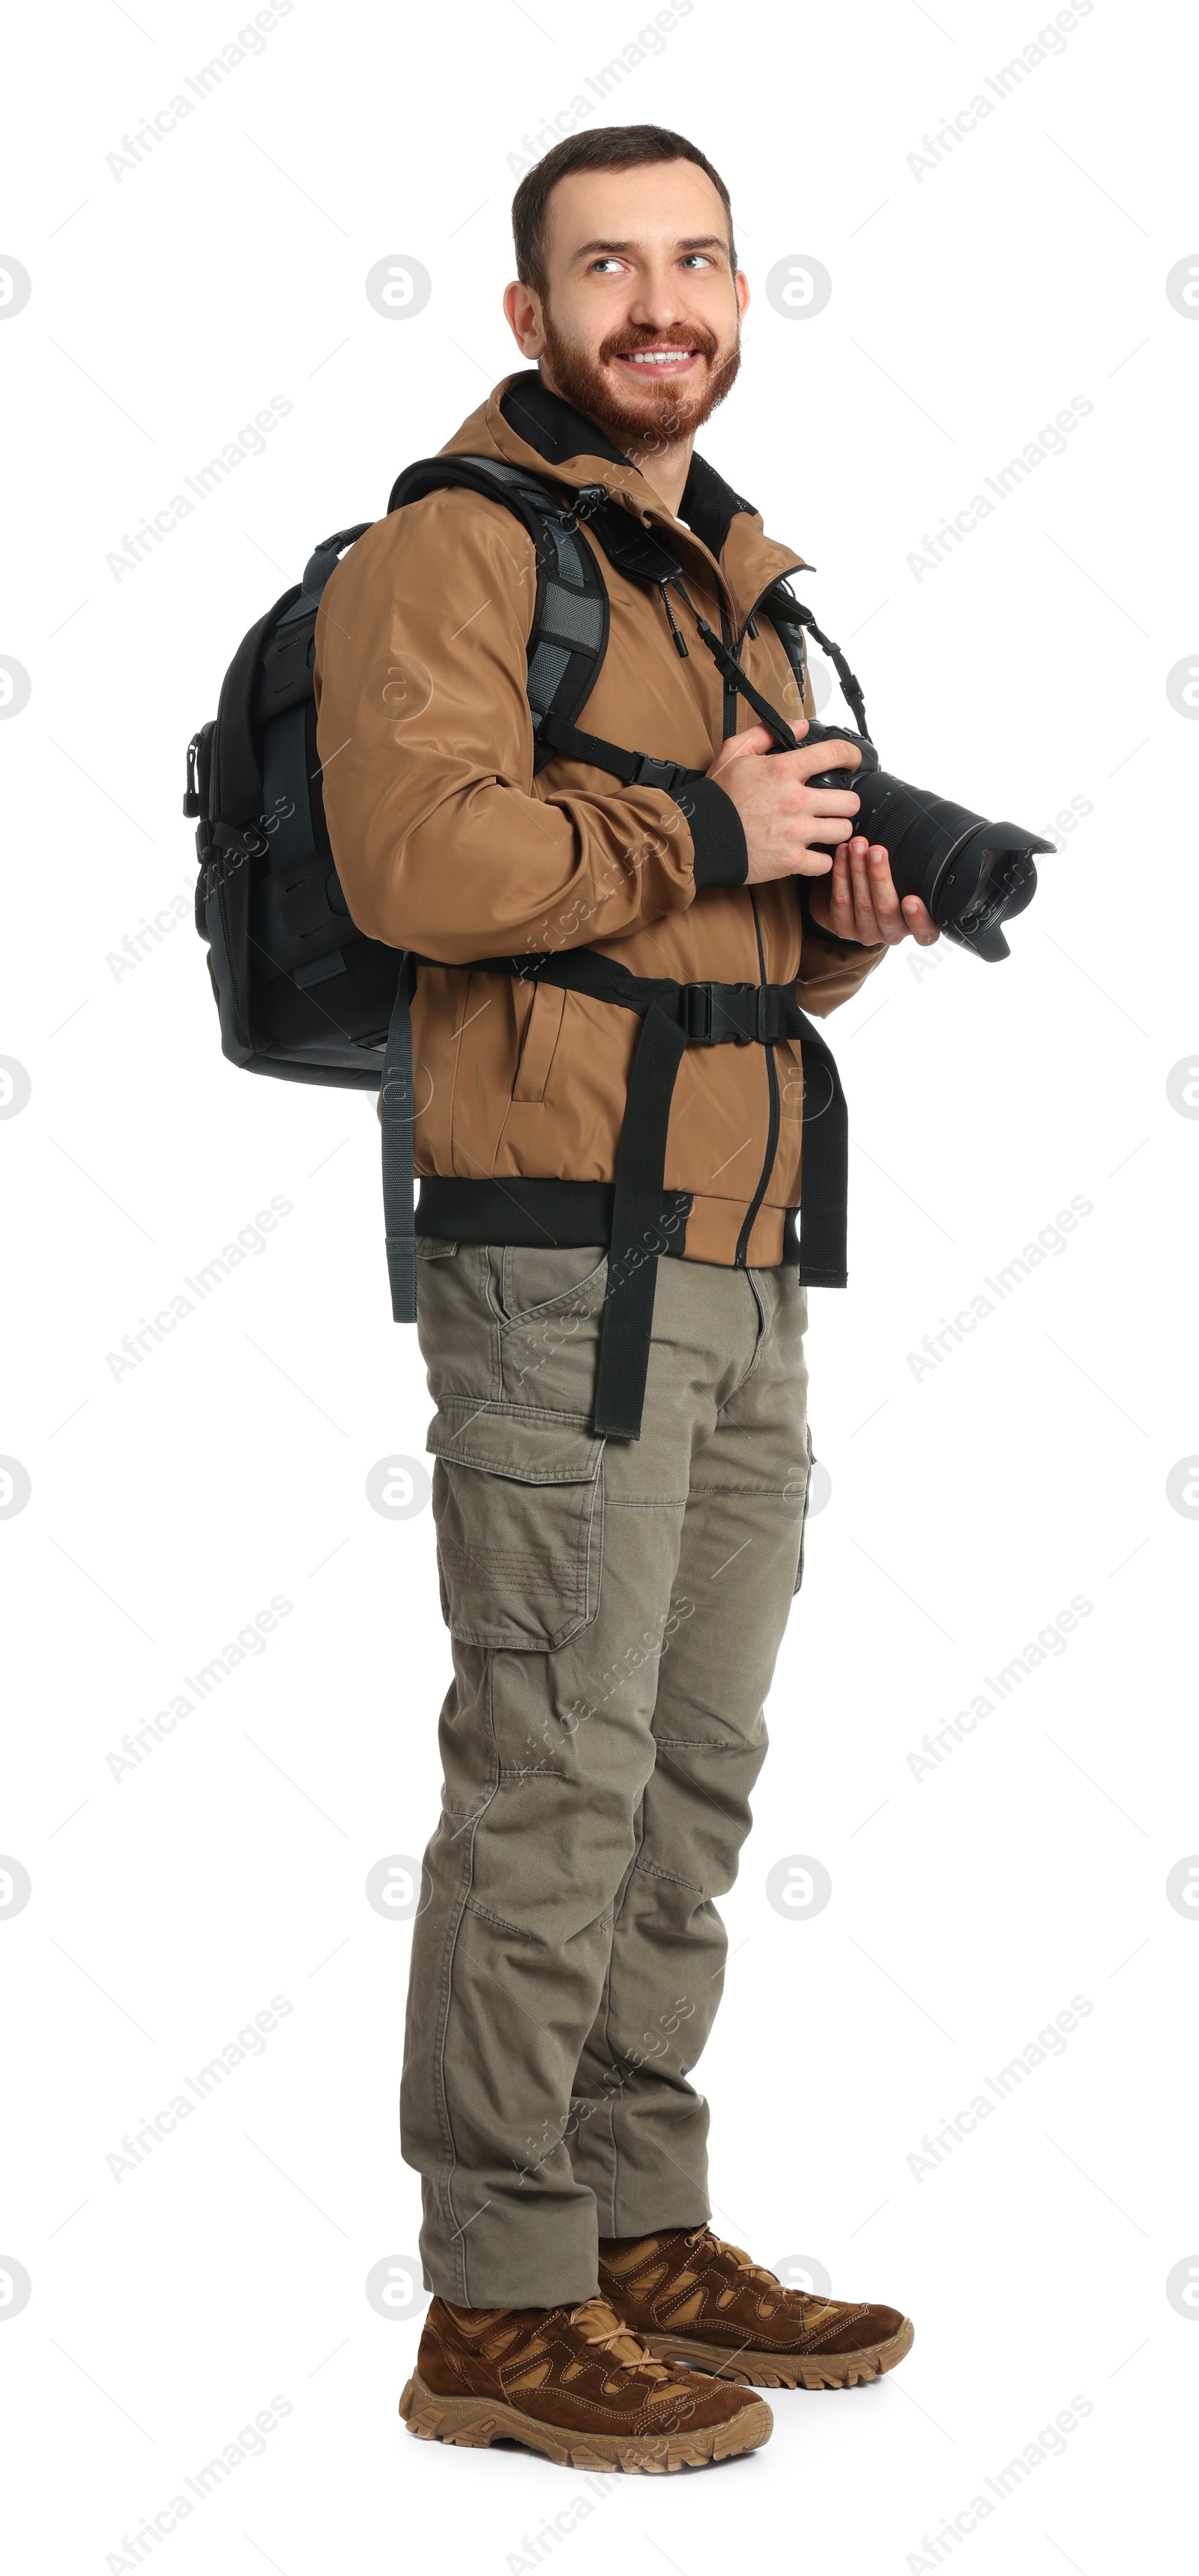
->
[316, 124, 937, 2474]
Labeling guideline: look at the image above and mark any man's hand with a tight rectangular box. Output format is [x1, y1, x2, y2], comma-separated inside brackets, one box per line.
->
[706, 719, 938, 946]
[707, 719, 863, 885]
[807, 835, 939, 947]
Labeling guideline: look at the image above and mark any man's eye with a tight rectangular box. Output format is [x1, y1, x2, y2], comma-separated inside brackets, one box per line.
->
[591, 258, 624, 275]
[681, 253, 715, 270]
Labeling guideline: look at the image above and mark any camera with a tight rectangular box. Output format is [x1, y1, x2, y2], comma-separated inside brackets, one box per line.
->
[798, 718, 1054, 962]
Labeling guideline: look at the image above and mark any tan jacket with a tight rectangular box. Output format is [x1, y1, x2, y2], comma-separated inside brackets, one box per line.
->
[314, 372, 887, 1266]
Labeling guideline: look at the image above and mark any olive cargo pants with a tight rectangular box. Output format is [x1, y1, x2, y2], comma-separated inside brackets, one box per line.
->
[401, 1238, 812, 2306]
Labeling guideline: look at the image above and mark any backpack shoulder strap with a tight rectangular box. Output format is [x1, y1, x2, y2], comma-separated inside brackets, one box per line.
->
[387, 453, 611, 773]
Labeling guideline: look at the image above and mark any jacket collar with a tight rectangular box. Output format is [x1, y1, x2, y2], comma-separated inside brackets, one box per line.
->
[439, 370, 808, 629]
[498, 371, 632, 475]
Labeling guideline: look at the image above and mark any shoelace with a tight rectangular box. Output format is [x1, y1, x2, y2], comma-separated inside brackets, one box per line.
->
[567, 2297, 672, 2379]
[683, 2226, 790, 2304]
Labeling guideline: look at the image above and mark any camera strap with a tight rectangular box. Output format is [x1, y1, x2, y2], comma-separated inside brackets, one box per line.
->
[765, 591, 872, 743]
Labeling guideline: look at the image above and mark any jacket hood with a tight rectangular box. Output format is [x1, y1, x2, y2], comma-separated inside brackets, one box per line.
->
[438, 369, 807, 629]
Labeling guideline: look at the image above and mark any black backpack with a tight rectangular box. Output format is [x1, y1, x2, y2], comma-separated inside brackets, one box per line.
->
[183, 459, 668, 1086]
[184, 455, 863, 1439]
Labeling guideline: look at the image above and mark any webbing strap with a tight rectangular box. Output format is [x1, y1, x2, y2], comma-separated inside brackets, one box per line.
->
[590, 991, 848, 1434]
[381, 944, 848, 1432]
[261, 701, 315, 869]
[677, 599, 798, 753]
[387, 455, 612, 778]
[278, 523, 372, 630]
[501, 949, 850, 1292]
[593, 1003, 689, 1439]
[764, 589, 872, 743]
[535, 710, 704, 799]
[785, 1023, 849, 1291]
[797, 606, 871, 743]
[381, 955, 418, 1322]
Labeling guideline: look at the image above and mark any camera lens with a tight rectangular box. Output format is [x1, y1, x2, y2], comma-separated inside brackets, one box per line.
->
[793, 720, 1051, 963]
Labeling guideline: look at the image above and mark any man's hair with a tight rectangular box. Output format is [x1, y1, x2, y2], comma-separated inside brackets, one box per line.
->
[512, 124, 736, 300]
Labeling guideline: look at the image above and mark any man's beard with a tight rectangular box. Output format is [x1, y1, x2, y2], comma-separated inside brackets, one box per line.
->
[537, 311, 741, 464]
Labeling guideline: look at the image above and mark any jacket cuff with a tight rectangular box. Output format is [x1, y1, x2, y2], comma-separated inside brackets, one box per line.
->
[677, 775, 748, 890]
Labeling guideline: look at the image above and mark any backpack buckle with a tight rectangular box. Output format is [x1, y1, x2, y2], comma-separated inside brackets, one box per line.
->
[680, 983, 716, 1043]
[558, 483, 610, 532]
[631, 752, 677, 790]
[756, 985, 784, 1044]
[632, 753, 700, 796]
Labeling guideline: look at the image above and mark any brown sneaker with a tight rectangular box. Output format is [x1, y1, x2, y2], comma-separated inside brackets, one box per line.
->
[598, 2228, 914, 2390]
[399, 2293, 773, 2471]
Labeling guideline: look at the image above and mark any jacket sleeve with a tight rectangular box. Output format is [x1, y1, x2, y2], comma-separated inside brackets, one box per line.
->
[795, 883, 890, 1016]
[313, 487, 744, 960]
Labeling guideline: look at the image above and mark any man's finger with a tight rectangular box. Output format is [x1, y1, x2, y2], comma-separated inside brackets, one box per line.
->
[773, 735, 863, 781]
[707, 722, 779, 775]
[864, 845, 905, 937]
[815, 844, 857, 933]
[901, 895, 940, 946]
[804, 785, 861, 814]
[857, 847, 943, 946]
[845, 838, 884, 942]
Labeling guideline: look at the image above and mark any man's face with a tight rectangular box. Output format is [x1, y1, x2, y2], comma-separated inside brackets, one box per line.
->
[506, 161, 749, 454]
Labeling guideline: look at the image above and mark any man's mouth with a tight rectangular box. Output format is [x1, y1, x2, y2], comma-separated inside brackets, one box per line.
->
[611, 345, 702, 378]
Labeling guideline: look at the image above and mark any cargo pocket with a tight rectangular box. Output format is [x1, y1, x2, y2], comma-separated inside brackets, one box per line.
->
[426, 1397, 605, 1651]
[794, 1423, 815, 1594]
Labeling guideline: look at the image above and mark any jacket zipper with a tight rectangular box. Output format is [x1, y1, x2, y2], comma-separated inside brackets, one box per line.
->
[736, 892, 781, 1266]
[717, 593, 740, 743]
[717, 597, 782, 1267]
[733, 563, 806, 657]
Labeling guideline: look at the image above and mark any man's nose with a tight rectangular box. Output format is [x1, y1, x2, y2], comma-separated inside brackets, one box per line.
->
[624, 279, 688, 329]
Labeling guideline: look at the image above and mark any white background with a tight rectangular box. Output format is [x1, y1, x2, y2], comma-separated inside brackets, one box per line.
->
[2, 0, 1197, 2569]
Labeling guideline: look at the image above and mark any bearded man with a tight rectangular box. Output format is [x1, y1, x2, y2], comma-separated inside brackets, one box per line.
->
[316, 123, 929, 2475]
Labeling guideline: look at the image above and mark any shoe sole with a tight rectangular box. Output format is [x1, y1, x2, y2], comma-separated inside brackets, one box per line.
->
[639, 2314, 915, 2390]
[399, 2368, 773, 2470]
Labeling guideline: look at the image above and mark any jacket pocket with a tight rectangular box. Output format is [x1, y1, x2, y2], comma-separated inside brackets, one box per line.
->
[511, 979, 567, 1102]
[426, 1397, 605, 1651]
[794, 1423, 815, 1594]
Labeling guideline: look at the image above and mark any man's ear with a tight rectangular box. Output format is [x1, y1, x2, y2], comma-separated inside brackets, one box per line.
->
[504, 278, 545, 359]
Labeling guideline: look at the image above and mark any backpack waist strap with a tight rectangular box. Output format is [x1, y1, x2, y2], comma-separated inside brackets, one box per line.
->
[383, 950, 847, 1442]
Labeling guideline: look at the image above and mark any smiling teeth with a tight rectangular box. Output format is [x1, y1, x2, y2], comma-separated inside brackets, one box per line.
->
[626, 349, 692, 362]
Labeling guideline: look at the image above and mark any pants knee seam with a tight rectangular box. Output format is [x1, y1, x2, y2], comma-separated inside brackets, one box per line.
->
[432, 1653, 498, 2299]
